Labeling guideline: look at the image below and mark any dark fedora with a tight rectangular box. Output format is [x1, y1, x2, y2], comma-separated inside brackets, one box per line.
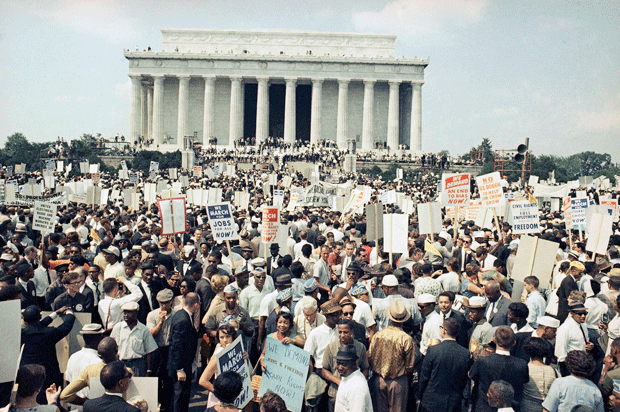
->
[335, 344, 358, 362]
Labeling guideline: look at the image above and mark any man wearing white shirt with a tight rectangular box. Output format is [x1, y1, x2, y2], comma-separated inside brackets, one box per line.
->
[555, 303, 595, 376]
[98, 276, 143, 332]
[340, 241, 356, 282]
[293, 230, 310, 259]
[523, 276, 546, 328]
[333, 344, 373, 412]
[103, 246, 125, 279]
[418, 293, 443, 355]
[65, 324, 105, 400]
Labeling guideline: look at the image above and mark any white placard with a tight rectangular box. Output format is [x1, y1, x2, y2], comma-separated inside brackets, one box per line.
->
[32, 201, 57, 233]
[417, 202, 442, 235]
[90, 377, 158, 412]
[511, 235, 559, 289]
[158, 198, 187, 235]
[273, 189, 284, 207]
[586, 213, 613, 255]
[383, 214, 408, 254]
[0, 300, 21, 383]
[89, 164, 99, 174]
[508, 200, 541, 234]
[476, 172, 503, 207]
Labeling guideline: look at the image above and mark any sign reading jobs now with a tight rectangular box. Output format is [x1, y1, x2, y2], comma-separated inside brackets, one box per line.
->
[206, 203, 238, 241]
[443, 173, 470, 205]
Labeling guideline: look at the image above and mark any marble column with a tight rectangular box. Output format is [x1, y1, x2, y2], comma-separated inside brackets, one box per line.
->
[255, 77, 270, 145]
[387, 80, 401, 151]
[177, 75, 190, 148]
[410, 82, 423, 151]
[140, 83, 148, 140]
[152, 75, 164, 146]
[362, 80, 375, 151]
[203, 76, 216, 146]
[147, 86, 153, 141]
[336, 79, 350, 148]
[129, 75, 142, 143]
[229, 76, 243, 148]
[310, 78, 323, 146]
[284, 78, 297, 144]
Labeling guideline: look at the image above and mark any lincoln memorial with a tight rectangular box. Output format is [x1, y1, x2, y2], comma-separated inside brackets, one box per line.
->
[125, 29, 429, 152]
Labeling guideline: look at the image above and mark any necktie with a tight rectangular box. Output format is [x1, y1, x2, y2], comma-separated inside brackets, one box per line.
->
[94, 283, 101, 302]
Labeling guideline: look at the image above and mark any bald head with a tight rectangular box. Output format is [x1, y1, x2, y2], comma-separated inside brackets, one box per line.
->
[332, 287, 348, 302]
[97, 337, 118, 363]
[484, 280, 501, 303]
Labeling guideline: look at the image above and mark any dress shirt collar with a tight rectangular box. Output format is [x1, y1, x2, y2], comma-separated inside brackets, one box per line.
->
[496, 348, 511, 356]
[105, 392, 124, 397]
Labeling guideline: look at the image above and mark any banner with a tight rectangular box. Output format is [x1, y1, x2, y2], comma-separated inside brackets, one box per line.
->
[206, 203, 238, 241]
[261, 206, 279, 244]
[442, 173, 470, 205]
[2, 191, 67, 207]
[158, 198, 187, 235]
[533, 183, 569, 199]
[475, 172, 503, 207]
[258, 337, 310, 412]
[216, 336, 252, 409]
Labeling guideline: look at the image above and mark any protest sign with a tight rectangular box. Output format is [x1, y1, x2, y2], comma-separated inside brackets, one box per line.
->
[417, 202, 442, 235]
[476, 172, 503, 207]
[258, 337, 310, 412]
[15, 164, 26, 174]
[193, 166, 203, 177]
[300, 185, 330, 208]
[144, 183, 157, 205]
[282, 175, 292, 188]
[234, 191, 250, 211]
[383, 214, 408, 254]
[578, 176, 593, 188]
[0, 300, 21, 383]
[475, 207, 495, 230]
[261, 206, 279, 244]
[586, 213, 613, 255]
[206, 203, 238, 241]
[89, 164, 99, 174]
[600, 199, 619, 222]
[570, 197, 588, 230]
[397, 168, 403, 180]
[208, 187, 223, 204]
[528, 175, 539, 186]
[79, 162, 89, 174]
[86, 186, 101, 206]
[91, 172, 100, 185]
[168, 168, 178, 180]
[100, 188, 109, 205]
[129, 172, 138, 184]
[365, 202, 384, 241]
[508, 200, 541, 234]
[511, 235, 558, 290]
[32, 201, 57, 234]
[273, 189, 284, 207]
[149, 161, 159, 174]
[226, 164, 236, 177]
[380, 189, 397, 204]
[286, 187, 304, 212]
[158, 198, 187, 235]
[56, 160, 63, 172]
[216, 336, 252, 408]
[442, 173, 470, 206]
[466, 200, 482, 221]
[90, 377, 157, 412]
[118, 169, 129, 180]
[41, 312, 91, 373]
[121, 160, 128, 170]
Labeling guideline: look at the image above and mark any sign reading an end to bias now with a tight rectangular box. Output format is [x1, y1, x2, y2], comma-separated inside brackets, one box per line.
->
[443, 173, 470, 205]
[206, 203, 238, 241]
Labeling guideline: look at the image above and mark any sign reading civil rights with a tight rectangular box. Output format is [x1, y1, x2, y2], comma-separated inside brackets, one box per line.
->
[259, 337, 310, 412]
[476, 172, 503, 207]
[32, 201, 57, 234]
[508, 200, 541, 234]
[206, 203, 238, 241]
[261, 206, 279, 243]
[442, 173, 470, 205]
[216, 336, 252, 409]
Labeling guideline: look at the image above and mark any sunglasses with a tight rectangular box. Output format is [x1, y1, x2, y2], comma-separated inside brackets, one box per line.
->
[342, 311, 354, 317]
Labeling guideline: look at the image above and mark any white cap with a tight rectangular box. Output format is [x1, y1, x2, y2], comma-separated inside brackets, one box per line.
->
[381, 274, 399, 287]
[468, 296, 487, 308]
[537, 316, 560, 328]
[183, 245, 195, 254]
[473, 231, 485, 239]
[418, 293, 436, 304]
[438, 231, 450, 241]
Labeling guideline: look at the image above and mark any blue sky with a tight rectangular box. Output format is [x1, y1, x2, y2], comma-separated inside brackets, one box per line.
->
[1, 0, 618, 161]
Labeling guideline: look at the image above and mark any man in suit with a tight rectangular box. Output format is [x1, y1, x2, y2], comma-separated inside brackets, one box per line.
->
[83, 360, 139, 412]
[21, 304, 75, 404]
[168, 292, 200, 412]
[419, 318, 471, 412]
[453, 235, 474, 273]
[137, 263, 163, 324]
[16, 261, 37, 309]
[557, 261, 584, 322]
[484, 280, 511, 327]
[266, 243, 282, 278]
[437, 291, 470, 348]
[469, 326, 529, 412]
[176, 245, 202, 278]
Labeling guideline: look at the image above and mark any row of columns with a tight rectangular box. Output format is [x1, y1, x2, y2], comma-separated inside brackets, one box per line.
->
[129, 75, 423, 151]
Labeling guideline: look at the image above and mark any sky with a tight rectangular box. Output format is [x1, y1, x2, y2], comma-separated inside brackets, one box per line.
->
[1, 0, 618, 161]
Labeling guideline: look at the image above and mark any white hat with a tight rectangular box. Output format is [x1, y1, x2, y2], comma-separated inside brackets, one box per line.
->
[537, 316, 560, 328]
[381, 274, 399, 287]
[183, 245, 195, 254]
[418, 293, 436, 304]
[438, 232, 450, 241]
[468, 296, 487, 308]
[473, 231, 485, 239]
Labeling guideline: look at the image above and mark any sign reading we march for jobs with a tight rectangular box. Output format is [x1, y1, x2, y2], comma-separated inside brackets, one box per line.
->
[206, 203, 238, 241]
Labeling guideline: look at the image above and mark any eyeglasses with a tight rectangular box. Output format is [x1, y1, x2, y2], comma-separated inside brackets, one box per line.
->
[255, 275, 266, 279]
[208, 260, 217, 264]
[342, 311, 354, 317]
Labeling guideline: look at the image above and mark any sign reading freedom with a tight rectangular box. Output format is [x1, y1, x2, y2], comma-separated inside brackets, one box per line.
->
[259, 337, 310, 412]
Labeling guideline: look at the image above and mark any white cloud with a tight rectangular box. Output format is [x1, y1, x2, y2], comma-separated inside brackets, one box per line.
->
[576, 98, 620, 132]
[352, 0, 491, 37]
[9, 0, 140, 42]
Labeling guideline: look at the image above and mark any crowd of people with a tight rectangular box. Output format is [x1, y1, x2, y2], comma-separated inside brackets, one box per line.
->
[0, 150, 619, 412]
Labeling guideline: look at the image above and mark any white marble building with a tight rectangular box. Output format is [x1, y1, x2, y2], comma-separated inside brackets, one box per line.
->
[125, 29, 428, 152]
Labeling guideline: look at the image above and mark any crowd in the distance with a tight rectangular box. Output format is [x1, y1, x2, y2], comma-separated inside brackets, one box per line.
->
[0, 157, 619, 412]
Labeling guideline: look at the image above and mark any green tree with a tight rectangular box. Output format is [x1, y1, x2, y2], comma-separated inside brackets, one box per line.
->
[2, 133, 51, 170]
[131, 150, 182, 174]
